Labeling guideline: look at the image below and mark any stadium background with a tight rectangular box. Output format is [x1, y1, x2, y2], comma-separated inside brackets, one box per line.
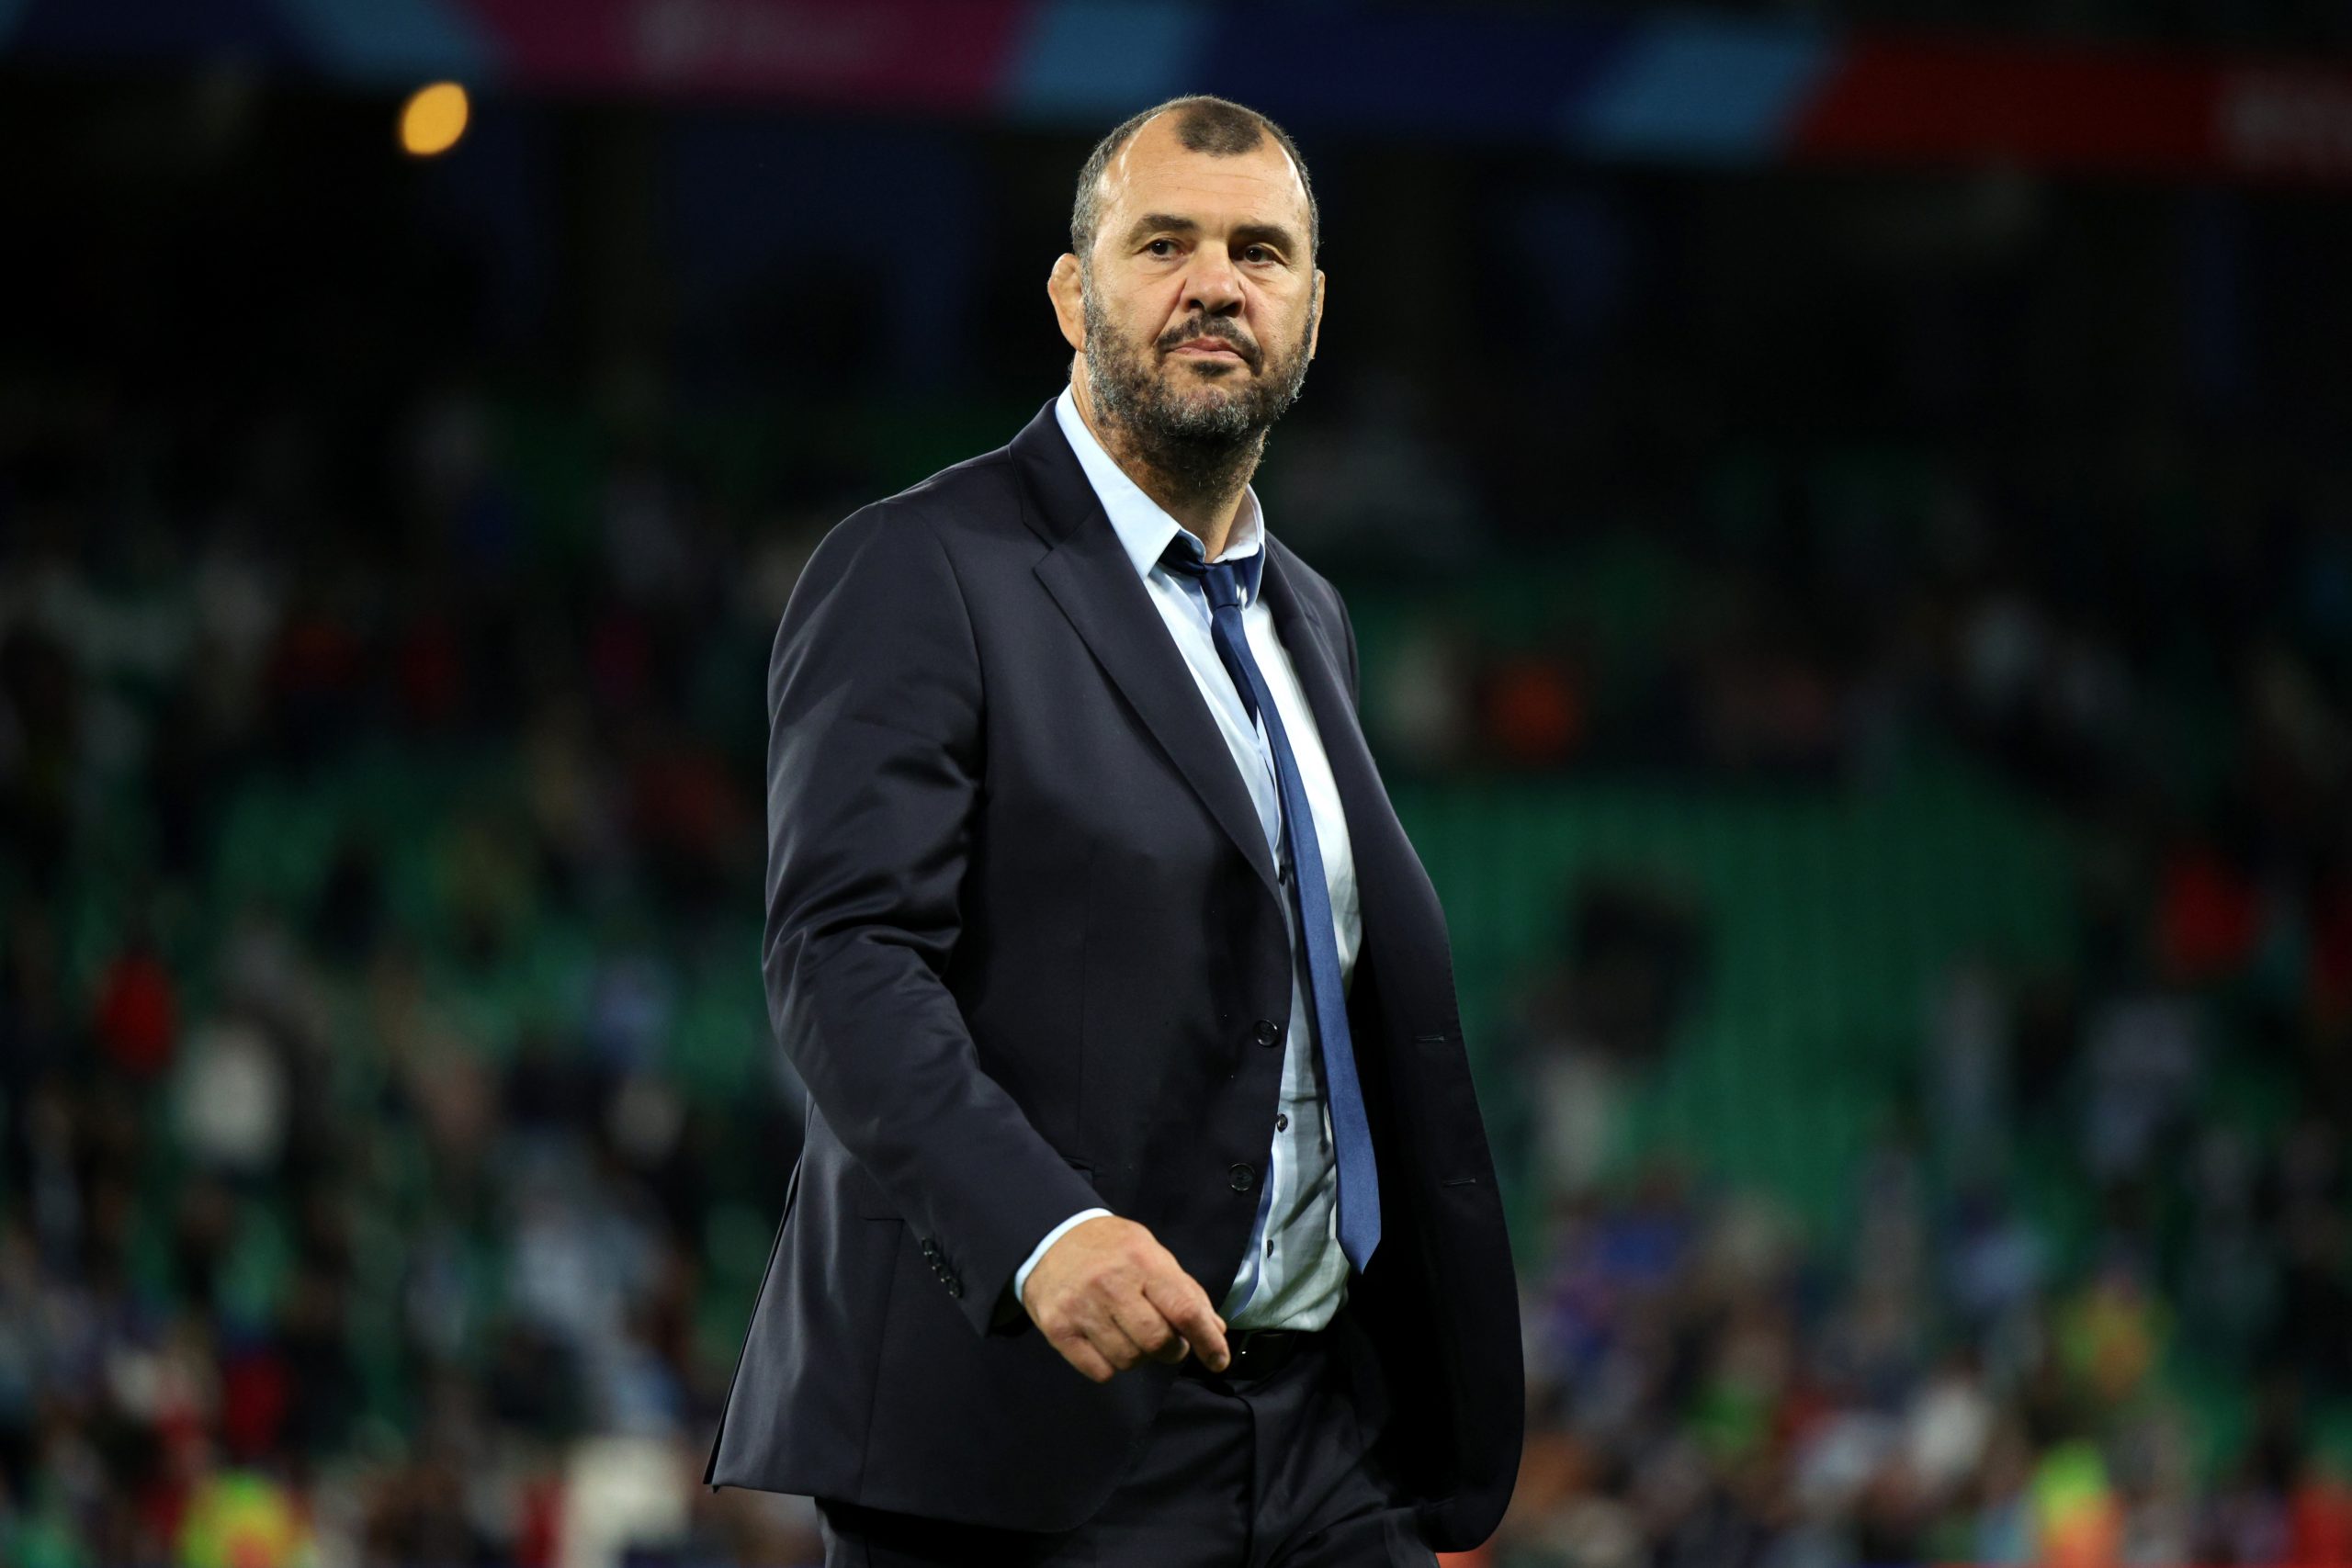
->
[6, 1, 2352, 1563]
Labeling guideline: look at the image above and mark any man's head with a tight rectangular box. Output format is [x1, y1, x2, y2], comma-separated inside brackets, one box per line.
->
[1048, 96, 1325, 489]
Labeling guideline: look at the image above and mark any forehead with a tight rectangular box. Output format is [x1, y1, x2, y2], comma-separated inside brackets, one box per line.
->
[1094, 113, 1310, 243]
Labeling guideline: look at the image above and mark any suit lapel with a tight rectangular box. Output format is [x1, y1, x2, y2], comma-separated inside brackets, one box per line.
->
[1014, 400, 1283, 908]
[1259, 539, 1415, 982]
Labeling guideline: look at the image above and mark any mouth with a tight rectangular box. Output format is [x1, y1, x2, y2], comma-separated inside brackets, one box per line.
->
[1168, 337, 1250, 365]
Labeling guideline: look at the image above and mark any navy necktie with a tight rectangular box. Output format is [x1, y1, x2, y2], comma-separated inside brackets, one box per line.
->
[1159, 536, 1381, 1275]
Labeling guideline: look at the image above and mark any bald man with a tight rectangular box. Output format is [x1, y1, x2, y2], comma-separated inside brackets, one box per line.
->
[704, 95, 1521, 1567]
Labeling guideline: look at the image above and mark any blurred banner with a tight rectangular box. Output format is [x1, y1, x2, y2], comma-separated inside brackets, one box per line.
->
[6, 0, 2352, 182]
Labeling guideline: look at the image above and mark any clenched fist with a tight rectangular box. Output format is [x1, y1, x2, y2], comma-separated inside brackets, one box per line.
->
[1022, 1214, 1231, 1382]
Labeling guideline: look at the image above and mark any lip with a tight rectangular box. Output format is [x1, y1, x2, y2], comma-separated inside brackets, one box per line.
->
[1170, 339, 1247, 360]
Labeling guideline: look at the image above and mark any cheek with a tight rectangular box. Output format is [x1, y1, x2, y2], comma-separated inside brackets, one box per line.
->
[1258, 299, 1310, 355]
[1249, 288, 1304, 335]
[1111, 286, 1176, 341]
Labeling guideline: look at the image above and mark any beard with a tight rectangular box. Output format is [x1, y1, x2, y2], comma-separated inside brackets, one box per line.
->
[1080, 272, 1315, 505]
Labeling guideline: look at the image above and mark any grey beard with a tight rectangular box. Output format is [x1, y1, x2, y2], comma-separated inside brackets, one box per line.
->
[1080, 286, 1312, 510]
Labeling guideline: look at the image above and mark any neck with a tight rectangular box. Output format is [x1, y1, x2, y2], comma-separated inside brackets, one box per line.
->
[1070, 369, 1261, 560]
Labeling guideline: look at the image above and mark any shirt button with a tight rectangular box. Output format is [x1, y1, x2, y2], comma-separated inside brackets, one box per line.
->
[1265, 1236, 1274, 1256]
[1275, 1113, 1289, 1132]
[1229, 1163, 1257, 1192]
[1254, 1020, 1282, 1048]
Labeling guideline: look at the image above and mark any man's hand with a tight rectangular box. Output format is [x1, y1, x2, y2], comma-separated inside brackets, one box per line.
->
[1023, 1215, 1231, 1382]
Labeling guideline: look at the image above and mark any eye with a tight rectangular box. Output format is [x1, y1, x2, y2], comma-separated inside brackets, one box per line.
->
[1144, 238, 1178, 257]
[1242, 244, 1276, 264]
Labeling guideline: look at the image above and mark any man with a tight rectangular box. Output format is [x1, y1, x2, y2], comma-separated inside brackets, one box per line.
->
[703, 95, 1521, 1565]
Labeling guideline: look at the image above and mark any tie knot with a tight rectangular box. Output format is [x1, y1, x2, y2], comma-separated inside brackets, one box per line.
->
[1159, 537, 1244, 610]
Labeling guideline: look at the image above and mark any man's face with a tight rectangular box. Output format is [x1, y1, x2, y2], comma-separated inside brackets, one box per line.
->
[1055, 113, 1323, 447]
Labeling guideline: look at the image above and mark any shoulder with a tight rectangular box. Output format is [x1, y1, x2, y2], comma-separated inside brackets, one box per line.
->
[794, 442, 1019, 584]
[849, 445, 1024, 543]
[800, 444, 1028, 588]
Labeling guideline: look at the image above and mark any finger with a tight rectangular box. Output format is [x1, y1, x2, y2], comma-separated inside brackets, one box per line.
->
[1081, 1304, 1152, 1371]
[1143, 1271, 1229, 1371]
[1048, 1327, 1117, 1383]
[1107, 1293, 1184, 1364]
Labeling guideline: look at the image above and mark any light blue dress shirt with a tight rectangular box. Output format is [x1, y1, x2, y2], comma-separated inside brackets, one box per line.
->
[1009, 384, 1362, 1334]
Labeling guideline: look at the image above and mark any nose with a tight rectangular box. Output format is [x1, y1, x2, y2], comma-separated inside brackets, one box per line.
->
[1182, 243, 1245, 318]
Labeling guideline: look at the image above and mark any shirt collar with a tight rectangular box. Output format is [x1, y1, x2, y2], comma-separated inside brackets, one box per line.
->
[1054, 382, 1266, 607]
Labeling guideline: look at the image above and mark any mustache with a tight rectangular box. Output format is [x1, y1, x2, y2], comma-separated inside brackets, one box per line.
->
[1157, 318, 1261, 372]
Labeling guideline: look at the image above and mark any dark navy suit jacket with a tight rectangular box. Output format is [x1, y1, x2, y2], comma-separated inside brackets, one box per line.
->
[702, 395, 1523, 1549]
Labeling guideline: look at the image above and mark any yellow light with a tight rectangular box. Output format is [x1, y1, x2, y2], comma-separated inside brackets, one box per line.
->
[400, 83, 469, 157]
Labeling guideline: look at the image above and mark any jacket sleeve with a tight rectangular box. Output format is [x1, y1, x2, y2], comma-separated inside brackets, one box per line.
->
[763, 502, 1103, 1337]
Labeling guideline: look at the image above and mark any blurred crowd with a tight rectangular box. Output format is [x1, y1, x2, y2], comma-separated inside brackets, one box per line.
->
[1498, 1143, 2352, 1568]
[0, 365, 838, 1565]
[1443, 234, 2352, 1561]
[1441, 237, 2352, 1562]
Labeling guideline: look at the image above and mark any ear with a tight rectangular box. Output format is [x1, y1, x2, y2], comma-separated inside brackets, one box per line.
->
[1047, 254, 1087, 353]
[1306, 269, 1324, 360]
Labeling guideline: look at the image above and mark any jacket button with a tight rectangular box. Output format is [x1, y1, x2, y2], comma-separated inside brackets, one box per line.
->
[1254, 1019, 1282, 1047]
[1229, 1163, 1257, 1192]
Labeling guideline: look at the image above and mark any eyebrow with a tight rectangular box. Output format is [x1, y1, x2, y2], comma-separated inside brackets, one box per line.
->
[1123, 212, 1303, 258]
